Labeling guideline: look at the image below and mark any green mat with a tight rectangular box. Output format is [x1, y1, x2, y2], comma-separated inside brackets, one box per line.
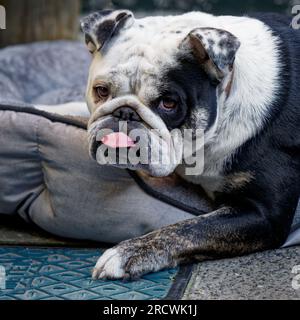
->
[0, 247, 186, 300]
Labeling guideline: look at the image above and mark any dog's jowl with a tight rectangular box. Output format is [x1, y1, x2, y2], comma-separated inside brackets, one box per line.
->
[81, 10, 300, 279]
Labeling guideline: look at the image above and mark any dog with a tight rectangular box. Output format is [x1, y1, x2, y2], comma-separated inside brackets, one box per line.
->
[79, 10, 300, 280]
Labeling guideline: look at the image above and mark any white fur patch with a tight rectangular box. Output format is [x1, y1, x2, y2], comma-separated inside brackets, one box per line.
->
[92, 248, 125, 279]
[195, 16, 281, 194]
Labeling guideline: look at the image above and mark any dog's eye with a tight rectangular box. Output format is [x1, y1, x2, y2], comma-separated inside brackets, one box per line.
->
[95, 85, 110, 100]
[159, 98, 177, 111]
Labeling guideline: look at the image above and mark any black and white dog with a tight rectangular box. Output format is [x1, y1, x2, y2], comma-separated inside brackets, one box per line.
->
[79, 10, 300, 280]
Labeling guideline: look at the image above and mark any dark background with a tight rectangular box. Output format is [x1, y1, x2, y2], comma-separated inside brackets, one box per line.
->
[0, 0, 297, 47]
[82, 0, 296, 15]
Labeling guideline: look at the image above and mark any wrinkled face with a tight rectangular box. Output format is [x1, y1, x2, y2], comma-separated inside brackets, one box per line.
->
[82, 10, 240, 177]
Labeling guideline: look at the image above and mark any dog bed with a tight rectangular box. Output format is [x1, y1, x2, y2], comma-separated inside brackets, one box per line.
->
[0, 41, 299, 247]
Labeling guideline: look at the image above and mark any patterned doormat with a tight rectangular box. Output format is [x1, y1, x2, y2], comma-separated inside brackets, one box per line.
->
[0, 247, 191, 300]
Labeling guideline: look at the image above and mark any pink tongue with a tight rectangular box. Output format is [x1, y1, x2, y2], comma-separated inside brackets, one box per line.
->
[101, 132, 136, 148]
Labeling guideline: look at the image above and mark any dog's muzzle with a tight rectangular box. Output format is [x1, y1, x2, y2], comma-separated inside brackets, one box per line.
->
[87, 95, 183, 177]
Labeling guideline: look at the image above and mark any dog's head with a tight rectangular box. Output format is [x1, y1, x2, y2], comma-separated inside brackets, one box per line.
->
[82, 10, 240, 177]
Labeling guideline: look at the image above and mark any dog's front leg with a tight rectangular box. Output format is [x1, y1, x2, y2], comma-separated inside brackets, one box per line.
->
[92, 204, 289, 280]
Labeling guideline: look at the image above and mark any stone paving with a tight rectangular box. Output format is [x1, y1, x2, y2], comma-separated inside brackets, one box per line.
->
[183, 247, 300, 300]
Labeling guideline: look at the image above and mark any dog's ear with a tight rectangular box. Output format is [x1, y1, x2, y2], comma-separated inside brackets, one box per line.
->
[180, 28, 241, 82]
[81, 10, 134, 54]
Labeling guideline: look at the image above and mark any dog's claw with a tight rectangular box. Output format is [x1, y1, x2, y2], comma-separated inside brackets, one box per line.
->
[92, 267, 100, 280]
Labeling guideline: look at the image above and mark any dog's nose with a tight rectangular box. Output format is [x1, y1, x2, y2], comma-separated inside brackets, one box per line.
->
[112, 106, 141, 121]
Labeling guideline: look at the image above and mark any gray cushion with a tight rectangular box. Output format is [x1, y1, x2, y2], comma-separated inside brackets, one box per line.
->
[0, 106, 194, 243]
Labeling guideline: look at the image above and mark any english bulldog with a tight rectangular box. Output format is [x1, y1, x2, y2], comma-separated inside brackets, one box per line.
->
[80, 10, 300, 280]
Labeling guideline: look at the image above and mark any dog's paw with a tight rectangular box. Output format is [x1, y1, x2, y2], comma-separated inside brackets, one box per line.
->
[92, 248, 125, 280]
[92, 238, 174, 280]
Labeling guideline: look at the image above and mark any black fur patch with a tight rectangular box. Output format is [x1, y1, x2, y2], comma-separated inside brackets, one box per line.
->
[152, 56, 218, 132]
[81, 10, 133, 52]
